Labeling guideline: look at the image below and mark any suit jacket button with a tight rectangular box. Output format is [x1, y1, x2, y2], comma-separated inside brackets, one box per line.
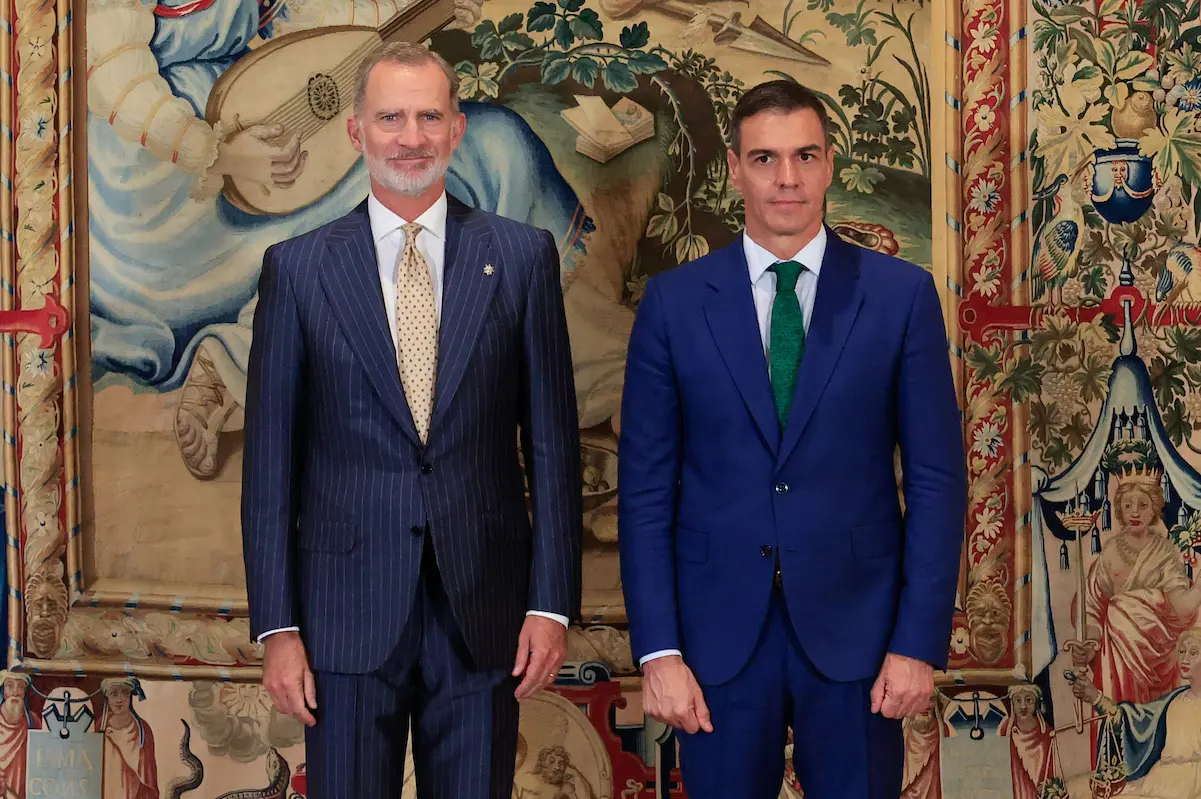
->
[421, 462, 433, 474]
[760, 545, 773, 558]
[774, 482, 789, 494]
[410, 525, 425, 537]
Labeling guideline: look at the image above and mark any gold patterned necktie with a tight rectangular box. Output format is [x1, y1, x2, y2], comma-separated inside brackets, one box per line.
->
[395, 220, 438, 444]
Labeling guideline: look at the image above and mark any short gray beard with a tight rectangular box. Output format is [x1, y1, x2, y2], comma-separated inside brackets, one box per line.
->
[365, 149, 450, 196]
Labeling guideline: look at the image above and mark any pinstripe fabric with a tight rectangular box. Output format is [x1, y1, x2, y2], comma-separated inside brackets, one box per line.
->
[241, 191, 583, 675]
[305, 545, 520, 798]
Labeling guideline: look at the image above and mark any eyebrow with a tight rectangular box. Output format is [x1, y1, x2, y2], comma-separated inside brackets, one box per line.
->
[747, 145, 823, 158]
[375, 108, 445, 118]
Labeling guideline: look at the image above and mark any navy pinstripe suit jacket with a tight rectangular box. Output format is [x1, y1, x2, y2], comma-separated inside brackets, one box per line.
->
[241, 193, 583, 675]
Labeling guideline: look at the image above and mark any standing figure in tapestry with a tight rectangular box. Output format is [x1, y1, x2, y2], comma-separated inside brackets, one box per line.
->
[900, 691, 944, 799]
[1072, 463, 1201, 704]
[998, 684, 1055, 799]
[0, 673, 34, 799]
[85, 0, 592, 478]
[101, 678, 158, 799]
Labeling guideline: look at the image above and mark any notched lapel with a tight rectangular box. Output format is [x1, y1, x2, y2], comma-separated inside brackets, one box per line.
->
[318, 203, 421, 445]
[704, 243, 779, 452]
[776, 230, 864, 467]
[430, 198, 499, 429]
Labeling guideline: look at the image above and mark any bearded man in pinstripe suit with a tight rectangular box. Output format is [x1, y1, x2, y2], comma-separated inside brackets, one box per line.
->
[240, 41, 583, 798]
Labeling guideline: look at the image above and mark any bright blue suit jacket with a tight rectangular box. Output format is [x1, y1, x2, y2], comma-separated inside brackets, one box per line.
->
[617, 228, 968, 685]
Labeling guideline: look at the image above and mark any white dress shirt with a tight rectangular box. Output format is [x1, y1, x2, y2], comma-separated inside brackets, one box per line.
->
[258, 191, 569, 643]
[638, 227, 827, 667]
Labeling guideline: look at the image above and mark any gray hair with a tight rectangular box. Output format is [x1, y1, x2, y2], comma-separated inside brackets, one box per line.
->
[353, 41, 461, 119]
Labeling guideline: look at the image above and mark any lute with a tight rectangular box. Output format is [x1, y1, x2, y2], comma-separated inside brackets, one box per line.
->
[204, 0, 456, 216]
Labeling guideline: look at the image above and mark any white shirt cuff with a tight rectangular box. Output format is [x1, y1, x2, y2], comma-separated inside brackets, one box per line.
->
[256, 626, 299, 644]
[526, 610, 570, 628]
[639, 649, 682, 666]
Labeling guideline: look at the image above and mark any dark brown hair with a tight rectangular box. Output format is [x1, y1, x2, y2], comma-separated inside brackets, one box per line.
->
[730, 79, 832, 155]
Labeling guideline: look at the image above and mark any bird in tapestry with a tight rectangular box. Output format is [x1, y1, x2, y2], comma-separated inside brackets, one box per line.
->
[1157, 241, 1201, 307]
[1030, 173, 1084, 306]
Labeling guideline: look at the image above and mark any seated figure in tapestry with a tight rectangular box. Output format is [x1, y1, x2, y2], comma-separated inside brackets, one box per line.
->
[1071, 627, 1201, 799]
[85, 0, 595, 479]
[1072, 468, 1201, 705]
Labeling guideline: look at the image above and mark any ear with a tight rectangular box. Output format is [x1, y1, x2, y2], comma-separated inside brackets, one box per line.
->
[726, 147, 741, 191]
[347, 116, 364, 154]
[450, 110, 467, 150]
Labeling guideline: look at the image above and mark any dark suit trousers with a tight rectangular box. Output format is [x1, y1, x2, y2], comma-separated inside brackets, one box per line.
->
[304, 539, 520, 798]
[677, 584, 903, 799]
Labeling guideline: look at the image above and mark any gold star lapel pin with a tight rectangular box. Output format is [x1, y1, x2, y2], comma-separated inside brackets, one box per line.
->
[484, 264, 494, 276]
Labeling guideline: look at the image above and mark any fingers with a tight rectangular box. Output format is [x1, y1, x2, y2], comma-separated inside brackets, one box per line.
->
[693, 685, 714, 733]
[270, 135, 305, 188]
[272, 149, 308, 188]
[262, 637, 317, 727]
[880, 689, 904, 719]
[643, 672, 711, 734]
[514, 647, 549, 700]
[291, 681, 317, 727]
[512, 627, 531, 678]
[870, 672, 886, 715]
[249, 122, 283, 140]
[304, 667, 318, 711]
[265, 670, 316, 726]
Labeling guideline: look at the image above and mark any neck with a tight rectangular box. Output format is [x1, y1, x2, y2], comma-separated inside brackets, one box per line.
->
[371, 178, 444, 221]
[1126, 526, 1150, 541]
[107, 711, 134, 729]
[745, 218, 823, 262]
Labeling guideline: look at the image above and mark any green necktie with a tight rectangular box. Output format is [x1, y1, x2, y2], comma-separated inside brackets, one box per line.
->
[768, 260, 805, 427]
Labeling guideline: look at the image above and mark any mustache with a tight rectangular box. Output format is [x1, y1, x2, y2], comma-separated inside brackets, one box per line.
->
[386, 149, 436, 160]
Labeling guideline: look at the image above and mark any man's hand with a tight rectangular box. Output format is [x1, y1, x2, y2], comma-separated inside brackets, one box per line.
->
[870, 653, 934, 719]
[262, 631, 317, 726]
[642, 655, 713, 734]
[512, 616, 568, 700]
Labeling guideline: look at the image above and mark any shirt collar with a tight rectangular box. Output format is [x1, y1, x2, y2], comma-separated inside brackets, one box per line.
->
[742, 225, 827, 284]
[367, 190, 448, 243]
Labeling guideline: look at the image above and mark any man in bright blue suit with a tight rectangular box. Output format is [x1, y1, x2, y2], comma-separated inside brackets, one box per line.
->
[617, 80, 968, 796]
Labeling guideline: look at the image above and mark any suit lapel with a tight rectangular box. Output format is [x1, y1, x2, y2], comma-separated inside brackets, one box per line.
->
[319, 200, 422, 446]
[430, 195, 498, 430]
[776, 227, 864, 468]
[704, 241, 780, 452]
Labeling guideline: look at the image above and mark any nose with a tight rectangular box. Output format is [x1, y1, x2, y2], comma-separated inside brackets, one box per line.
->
[776, 157, 800, 187]
[394, 116, 424, 148]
